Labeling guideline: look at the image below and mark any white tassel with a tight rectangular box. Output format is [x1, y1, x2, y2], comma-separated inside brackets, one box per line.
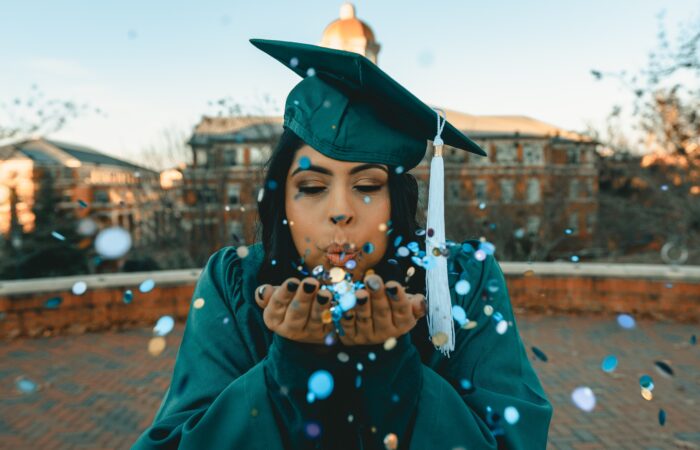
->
[425, 108, 454, 356]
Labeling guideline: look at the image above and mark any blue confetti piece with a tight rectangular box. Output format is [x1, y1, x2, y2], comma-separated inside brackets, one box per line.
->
[51, 231, 66, 241]
[44, 297, 62, 309]
[531, 346, 548, 362]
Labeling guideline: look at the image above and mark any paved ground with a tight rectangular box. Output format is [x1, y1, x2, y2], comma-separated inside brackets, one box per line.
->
[1, 315, 698, 449]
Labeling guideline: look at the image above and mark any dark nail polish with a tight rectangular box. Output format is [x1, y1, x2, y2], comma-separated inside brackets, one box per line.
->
[317, 293, 329, 305]
[386, 286, 398, 300]
[257, 286, 266, 300]
[303, 282, 316, 293]
[356, 295, 368, 305]
[343, 313, 354, 320]
[287, 281, 299, 293]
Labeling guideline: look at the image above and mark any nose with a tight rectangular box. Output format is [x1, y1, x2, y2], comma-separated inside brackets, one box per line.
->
[328, 188, 354, 226]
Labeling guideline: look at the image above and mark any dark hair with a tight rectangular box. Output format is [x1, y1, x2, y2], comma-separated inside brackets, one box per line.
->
[255, 127, 426, 293]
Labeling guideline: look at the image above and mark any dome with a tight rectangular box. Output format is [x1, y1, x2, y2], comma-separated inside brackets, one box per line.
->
[320, 3, 381, 64]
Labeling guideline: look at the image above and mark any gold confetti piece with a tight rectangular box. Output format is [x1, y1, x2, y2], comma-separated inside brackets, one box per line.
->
[523, 270, 535, 277]
[321, 310, 333, 324]
[383, 337, 397, 351]
[431, 332, 448, 346]
[383, 433, 399, 450]
[406, 267, 415, 277]
[463, 320, 478, 330]
[250, 408, 258, 417]
[483, 305, 494, 316]
[148, 337, 166, 356]
[289, 220, 295, 226]
[378, 223, 388, 232]
[371, 426, 377, 433]
[193, 298, 205, 309]
[641, 388, 653, 401]
[329, 267, 346, 283]
[432, 248, 442, 256]
[236, 246, 249, 258]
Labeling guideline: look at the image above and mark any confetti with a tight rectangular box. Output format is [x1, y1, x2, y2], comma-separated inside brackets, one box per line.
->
[641, 388, 653, 401]
[658, 409, 666, 426]
[308, 370, 334, 400]
[304, 421, 321, 439]
[362, 242, 375, 254]
[345, 259, 357, 270]
[15, 377, 38, 394]
[383, 337, 397, 351]
[51, 231, 66, 241]
[78, 199, 88, 208]
[306, 67, 316, 77]
[321, 310, 332, 324]
[495, 320, 508, 335]
[236, 246, 249, 258]
[455, 280, 471, 296]
[531, 346, 548, 362]
[452, 305, 468, 326]
[193, 298, 205, 309]
[383, 433, 399, 450]
[639, 375, 654, 391]
[337, 352, 350, 363]
[571, 386, 596, 412]
[463, 320, 478, 330]
[77, 218, 98, 236]
[474, 249, 486, 261]
[123, 290, 133, 304]
[290, 57, 299, 67]
[601, 355, 618, 373]
[504, 406, 520, 425]
[94, 226, 132, 259]
[483, 305, 494, 316]
[71, 281, 87, 296]
[654, 361, 673, 377]
[148, 337, 166, 356]
[329, 267, 346, 283]
[486, 279, 500, 294]
[44, 297, 62, 309]
[431, 332, 448, 346]
[154, 316, 175, 337]
[616, 314, 635, 329]
[139, 279, 155, 293]
[523, 269, 535, 277]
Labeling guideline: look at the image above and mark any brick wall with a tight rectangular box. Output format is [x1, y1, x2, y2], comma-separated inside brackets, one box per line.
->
[0, 263, 698, 339]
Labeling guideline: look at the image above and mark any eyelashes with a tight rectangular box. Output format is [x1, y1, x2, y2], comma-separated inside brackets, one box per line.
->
[297, 185, 383, 196]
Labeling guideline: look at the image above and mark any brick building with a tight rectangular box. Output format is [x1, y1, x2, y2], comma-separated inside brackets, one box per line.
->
[181, 3, 599, 263]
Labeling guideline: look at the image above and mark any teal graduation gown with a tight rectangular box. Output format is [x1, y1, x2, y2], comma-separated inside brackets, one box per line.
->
[132, 241, 552, 449]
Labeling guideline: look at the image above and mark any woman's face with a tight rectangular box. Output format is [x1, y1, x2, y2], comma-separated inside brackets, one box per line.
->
[285, 145, 391, 281]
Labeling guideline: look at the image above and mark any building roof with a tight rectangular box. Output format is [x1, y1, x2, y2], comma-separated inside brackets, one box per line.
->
[321, 3, 376, 45]
[189, 116, 284, 145]
[0, 137, 153, 172]
[443, 109, 593, 142]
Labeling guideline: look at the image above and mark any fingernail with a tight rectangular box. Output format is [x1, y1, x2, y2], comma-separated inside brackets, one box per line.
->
[257, 286, 266, 300]
[385, 285, 398, 300]
[366, 277, 381, 292]
[317, 293, 329, 305]
[303, 281, 316, 293]
[287, 281, 299, 292]
[356, 295, 368, 305]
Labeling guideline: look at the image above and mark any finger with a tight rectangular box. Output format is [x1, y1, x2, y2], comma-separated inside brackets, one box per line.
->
[283, 277, 318, 325]
[385, 282, 413, 328]
[265, 278, 299, 327]
[409, 293, 427, 320]
[255, 284, 273, 308]
[365, 274, 392, 335]
[306, 286, 332, 333]
[353, 288, 372, 339]
[340, 308, 357, 341]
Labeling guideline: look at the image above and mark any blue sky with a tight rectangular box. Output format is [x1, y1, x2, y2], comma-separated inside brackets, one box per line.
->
[1, 0, 698, 164]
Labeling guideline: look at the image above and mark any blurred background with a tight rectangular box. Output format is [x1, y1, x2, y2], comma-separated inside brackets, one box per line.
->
[1, 1, 698, 449]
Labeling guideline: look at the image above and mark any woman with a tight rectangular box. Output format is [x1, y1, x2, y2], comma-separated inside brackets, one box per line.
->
[133, 39, 552, 450]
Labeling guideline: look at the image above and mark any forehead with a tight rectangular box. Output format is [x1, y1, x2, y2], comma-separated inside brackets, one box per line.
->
[291, 145, 387, 172]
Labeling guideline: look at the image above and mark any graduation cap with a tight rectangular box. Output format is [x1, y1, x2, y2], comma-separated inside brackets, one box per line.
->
[250, 38, 486, 355]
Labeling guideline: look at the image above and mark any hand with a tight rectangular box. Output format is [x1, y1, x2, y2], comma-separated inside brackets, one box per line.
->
[255, 277, 333, 344]
[338, 274, 426, 346]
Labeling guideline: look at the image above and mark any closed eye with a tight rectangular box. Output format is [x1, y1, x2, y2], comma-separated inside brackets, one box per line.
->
[297, 185, 382, 195]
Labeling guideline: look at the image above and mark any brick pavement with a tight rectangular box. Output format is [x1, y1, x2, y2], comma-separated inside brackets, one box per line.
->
[0, 315, 698, 449]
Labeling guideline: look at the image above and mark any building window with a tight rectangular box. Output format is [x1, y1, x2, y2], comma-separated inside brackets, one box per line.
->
[223, 147, 237, 166]
[227, 184, 241, 205]
[94, 189, 109, 203]
[197, 187, 217, 204]
[585, 178, 595, 197]
[566, 147, 579, 164]
[586, 213, 596, 234]
[197, 149, 209, 167]
[523, 143, 544, 165]
[500, 179, 515, 203]
[474, 179, 487, 202]
[527, 216, 541, 234]
[526, 178, 540, 204]
[447, 179, 461, 202]
[569, 179, 579, 200]
[496, 143, 518, 164]
[568, 212, 579, 235]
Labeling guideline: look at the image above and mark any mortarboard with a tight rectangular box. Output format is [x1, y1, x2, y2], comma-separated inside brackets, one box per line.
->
[250, 38, 487, 355]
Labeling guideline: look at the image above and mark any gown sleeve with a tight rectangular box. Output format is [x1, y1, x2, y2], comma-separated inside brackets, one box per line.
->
[408, 242, 553, 449]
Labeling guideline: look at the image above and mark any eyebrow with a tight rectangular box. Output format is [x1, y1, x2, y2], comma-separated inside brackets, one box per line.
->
[291, 163, 389, 177]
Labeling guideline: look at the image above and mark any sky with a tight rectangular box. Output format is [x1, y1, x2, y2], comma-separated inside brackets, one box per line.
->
[1, 0, 698, 166]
